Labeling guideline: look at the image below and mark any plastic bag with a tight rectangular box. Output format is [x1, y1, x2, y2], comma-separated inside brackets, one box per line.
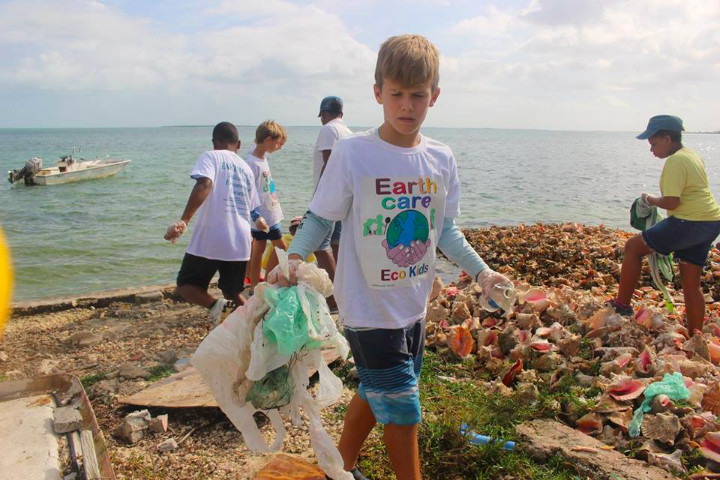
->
[628, 372, 690, 437]
[191, 253, 351, 478]
[246, 363, 295, 410]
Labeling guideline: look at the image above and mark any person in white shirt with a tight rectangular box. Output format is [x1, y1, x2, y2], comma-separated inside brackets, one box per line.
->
[164, 122, 261, 325]
[245, 120, 288, 292]
[272, 36, 512, 480]
[313, 96, 353, 312]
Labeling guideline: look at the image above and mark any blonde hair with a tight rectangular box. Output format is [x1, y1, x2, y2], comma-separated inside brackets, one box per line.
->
[375, 34, 440, 91]
[255, 120, 287, 144]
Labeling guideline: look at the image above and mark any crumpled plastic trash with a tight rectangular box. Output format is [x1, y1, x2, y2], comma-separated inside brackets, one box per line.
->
[191, 253, 352, 480]
[628, 372, 690, 438]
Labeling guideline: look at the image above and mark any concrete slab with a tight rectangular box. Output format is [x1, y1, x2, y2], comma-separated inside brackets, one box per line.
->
[0, 393, 62, 480]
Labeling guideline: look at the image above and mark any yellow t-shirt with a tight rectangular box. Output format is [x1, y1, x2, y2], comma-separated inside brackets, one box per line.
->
[261, 233, 316, 269]
[660, 147, 720, 221]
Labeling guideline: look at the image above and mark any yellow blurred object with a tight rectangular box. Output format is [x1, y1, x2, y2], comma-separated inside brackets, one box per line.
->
[0, 227, 13, 337]
[261, 233, 316, 269]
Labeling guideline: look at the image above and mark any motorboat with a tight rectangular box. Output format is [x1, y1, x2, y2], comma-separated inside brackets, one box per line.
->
[7, 152, 131, 186]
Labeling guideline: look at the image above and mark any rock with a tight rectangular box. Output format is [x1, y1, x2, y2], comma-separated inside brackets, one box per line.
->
[90, 379, 118, 399]
[119, 363, 151, 380]
[516, 419, 675, 480]
[173, 357, 190, 373]
[4, 370, 24, 379]
[135, 291, 164, 304]
[65, 330, 103, 347]
[157, 349, 179, 364]
[115, 409, 151, 444]
[254, 453, 326, 480]
[53, 407, 83, 433]
[37, 359, 60, 375]
[157, 438, 178, 452]
[0, 351, 8, 362]
[149, 414, 168, 433]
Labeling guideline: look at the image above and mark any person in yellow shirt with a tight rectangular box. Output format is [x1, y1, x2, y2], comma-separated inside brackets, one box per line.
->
[261, 216, 316, 273]
[609, 115, 720, 335]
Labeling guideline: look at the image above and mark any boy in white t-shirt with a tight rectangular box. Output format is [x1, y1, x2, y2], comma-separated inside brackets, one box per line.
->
[245, 120, 288, 292]
[270, 35, 511, 480]
[164, 122, 261, 325]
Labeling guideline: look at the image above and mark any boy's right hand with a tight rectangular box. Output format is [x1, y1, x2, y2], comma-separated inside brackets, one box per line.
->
[266, 256, 303, 286]
[164, 220, 187, 244]
[255, 217, 269, 232]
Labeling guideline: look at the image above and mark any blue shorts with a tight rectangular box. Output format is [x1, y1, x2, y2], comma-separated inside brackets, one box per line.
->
[317, 221, 341, 251]
[344, 317, 425, 425]
[251, 223, 282, 241]
[642, 216, 720, 267]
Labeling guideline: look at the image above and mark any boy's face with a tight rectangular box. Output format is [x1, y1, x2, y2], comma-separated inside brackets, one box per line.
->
[648, 134, 672, 159]
[263, 136, 285, 153]
[373, 77, 440, 146]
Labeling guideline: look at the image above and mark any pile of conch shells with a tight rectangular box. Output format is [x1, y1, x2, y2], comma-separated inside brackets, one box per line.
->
[427, 223, 720, 475]
[462, 223, 720, 307]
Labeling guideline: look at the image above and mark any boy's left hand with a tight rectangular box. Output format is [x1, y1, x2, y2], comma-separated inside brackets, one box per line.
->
[475, 269, 513, 299]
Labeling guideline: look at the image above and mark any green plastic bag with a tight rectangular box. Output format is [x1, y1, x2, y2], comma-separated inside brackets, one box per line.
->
[628, 372, 690, 438]
[246, 364, 295, 410]
[262, 286, 322, 357]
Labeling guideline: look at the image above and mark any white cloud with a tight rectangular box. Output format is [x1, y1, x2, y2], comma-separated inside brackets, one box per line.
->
[0, 0, 718, 130]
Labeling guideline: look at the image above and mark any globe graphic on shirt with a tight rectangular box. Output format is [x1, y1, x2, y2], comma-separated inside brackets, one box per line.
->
[385, 210, 430, 250]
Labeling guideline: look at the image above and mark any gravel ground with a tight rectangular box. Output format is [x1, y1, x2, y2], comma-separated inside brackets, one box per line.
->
[1, 287, 353, 479]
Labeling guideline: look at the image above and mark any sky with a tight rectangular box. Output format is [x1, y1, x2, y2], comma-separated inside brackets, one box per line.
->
[0, 0, 718, 131]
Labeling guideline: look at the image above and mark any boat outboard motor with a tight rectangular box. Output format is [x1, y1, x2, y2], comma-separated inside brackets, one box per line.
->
[7, 157, 42, 185]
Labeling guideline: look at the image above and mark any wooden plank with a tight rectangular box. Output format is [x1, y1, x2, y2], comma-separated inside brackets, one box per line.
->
[80, 429, 101, 480]
[118, 348, 341, 408]
[253, 453, 325, 480]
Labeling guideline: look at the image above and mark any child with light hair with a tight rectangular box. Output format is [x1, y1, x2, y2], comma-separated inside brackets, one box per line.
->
[245, 120, 288, 292]
[269, 35, 512, 480]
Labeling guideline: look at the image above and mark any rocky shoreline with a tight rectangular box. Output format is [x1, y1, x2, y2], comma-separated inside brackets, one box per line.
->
[2, 223, 719, 479]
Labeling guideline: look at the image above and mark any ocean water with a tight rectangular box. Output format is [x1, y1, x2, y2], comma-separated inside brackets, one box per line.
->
[2, 127, 719, 302]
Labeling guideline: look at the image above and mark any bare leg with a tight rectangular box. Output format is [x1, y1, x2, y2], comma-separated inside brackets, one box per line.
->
[332, 242, 340, 263]
[315, 249, 336, 281]
[679, 261, 705, 335]
[616, 234, 652, 305]
[248, 239, 267, 290]
[265, 237, 288, 275]
[176, 284, 215, 309]
[315, 249, 338, 310]
[337, 394, 376, 471]
[384, 423, 421, 480]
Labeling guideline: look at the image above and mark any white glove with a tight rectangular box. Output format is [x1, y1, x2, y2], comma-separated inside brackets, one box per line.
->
[475, 269, 513, 299]
[266, 258, 303, 287]
[254, 216, 269, 232]
[164, 220, 187, 244]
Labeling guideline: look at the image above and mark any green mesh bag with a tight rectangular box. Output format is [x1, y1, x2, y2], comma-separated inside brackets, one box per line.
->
[245, 364, 295, 410]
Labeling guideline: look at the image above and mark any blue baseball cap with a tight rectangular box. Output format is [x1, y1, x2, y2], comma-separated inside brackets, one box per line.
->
[318, 96, 343, 117]
[637, 115, 684, 139]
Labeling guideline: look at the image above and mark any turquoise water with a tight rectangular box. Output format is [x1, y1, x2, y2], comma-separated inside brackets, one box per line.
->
[2, 127, 719, 301]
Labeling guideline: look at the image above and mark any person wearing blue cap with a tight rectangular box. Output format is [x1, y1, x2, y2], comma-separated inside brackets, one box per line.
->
[608, 115, 720, 335]
[311, 95, 353, 312]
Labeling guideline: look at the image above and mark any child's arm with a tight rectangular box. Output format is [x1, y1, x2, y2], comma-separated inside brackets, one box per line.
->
[437, 216, 512, 295]
[642, 193, 680, 211]
[287, 211, 333, 260]
[267, 210, 332, 285]
[165, 177, 212, 242]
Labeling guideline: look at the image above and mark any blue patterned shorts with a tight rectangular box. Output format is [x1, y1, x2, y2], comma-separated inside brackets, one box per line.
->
[343, 318, 425, 425]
